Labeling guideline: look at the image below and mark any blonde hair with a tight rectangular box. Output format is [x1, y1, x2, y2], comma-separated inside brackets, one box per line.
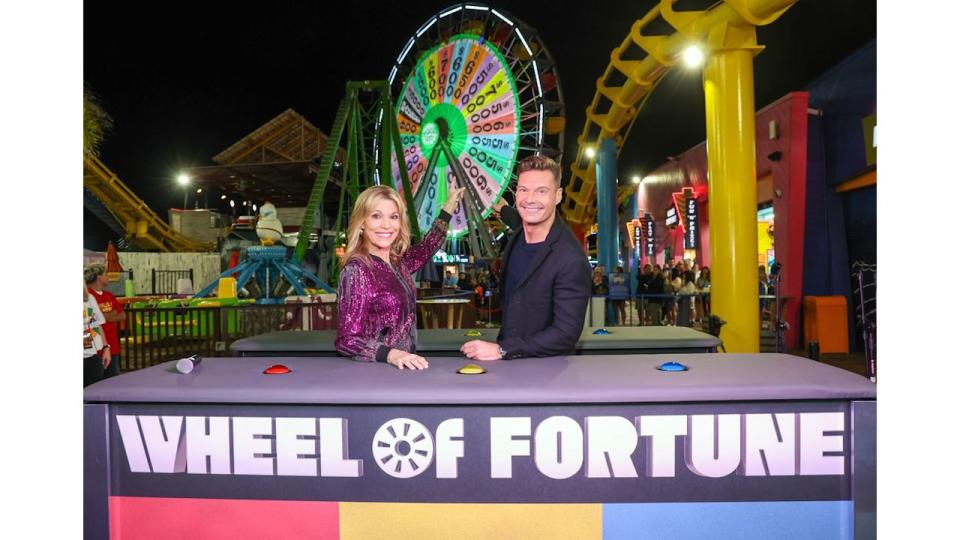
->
[340, 185, 412, 268]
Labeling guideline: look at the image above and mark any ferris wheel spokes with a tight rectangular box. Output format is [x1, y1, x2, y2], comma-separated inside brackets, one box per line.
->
[437, 137, 497, 260]
[409, 134, 499, 261]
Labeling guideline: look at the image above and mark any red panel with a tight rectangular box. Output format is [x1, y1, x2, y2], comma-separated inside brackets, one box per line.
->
[755, 92, 809, 349]
[784, 92, 809, 349]
[109, 496, 340, 540]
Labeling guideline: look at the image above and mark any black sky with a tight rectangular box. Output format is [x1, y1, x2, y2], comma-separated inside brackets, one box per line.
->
[83, 0, 876, 249]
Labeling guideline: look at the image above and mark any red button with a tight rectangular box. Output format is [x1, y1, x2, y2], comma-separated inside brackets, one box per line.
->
[263, 364, 291, 374]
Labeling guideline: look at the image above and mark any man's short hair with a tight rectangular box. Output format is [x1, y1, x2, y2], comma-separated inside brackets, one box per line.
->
[84, 263, 106, 284]
[516, 154, 562, 187]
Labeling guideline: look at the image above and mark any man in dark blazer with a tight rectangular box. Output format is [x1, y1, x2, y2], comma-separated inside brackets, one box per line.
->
[461, 155, 591, 360]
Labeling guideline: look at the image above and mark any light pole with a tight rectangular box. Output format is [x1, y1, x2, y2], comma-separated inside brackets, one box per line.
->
[177, 173, 190, 208]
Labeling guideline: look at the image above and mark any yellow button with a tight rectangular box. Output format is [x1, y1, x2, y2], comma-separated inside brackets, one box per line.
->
[457, 364, 486, 375]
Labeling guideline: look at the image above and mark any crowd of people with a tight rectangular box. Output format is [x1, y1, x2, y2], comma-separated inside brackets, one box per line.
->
[635, 261, 711, 326]
[443, 268, 499, 305]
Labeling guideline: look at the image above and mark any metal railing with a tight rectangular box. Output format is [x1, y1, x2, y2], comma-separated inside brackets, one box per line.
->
[587, 292, 781, 328]
[852, 261, 877, 382]
[151, 269, 194, 295]
[119, 301, 337, 371]
[588, 292, 712, 328]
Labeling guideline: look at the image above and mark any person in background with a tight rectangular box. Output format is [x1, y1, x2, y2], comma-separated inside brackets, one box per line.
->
[662, 266, 680, 325]
[677, 269, 699, 326]
[591, 264, 609, 296]
[696, 266, 711, 324]
[636, 263, 653, 325]
[335, 185, 464, 370]
[443, 271, 458, 288]
[646, 265, 665, 325]
[759, 265, 771, 325]
[85, 263, 124, 378]
[83, 278, 111, 387]
[611, 266, 628, 325]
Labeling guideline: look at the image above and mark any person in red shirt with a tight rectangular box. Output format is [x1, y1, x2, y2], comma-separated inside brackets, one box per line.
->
[84, 263, 124, 377]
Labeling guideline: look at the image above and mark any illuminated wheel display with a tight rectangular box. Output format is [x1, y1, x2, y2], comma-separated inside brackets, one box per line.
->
[389, 4, 565, 241]
[372, 418, 434, 478]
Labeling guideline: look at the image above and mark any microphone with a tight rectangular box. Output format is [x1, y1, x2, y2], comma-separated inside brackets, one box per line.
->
[176, 354, 203, 374]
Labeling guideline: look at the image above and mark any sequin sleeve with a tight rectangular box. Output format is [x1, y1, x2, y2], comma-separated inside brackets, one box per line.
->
[401, 210, 451, 273]
[335, 262, 390, 362]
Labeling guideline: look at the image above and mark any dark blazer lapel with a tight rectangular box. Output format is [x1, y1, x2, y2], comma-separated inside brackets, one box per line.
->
[515, 217, 563, 291]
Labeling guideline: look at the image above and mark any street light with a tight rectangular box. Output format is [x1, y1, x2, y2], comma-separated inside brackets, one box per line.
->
[176, 173, 191, 208]
[682, 45, 704, 69]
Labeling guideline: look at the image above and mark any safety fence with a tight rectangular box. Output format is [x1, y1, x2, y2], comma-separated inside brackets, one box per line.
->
[151, 269, 194, 295]
[119, 301, 337, 371]
[586, 292, 779, 328]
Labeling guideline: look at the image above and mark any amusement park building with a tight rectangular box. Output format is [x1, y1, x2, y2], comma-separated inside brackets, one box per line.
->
[633, 40, 876, 349]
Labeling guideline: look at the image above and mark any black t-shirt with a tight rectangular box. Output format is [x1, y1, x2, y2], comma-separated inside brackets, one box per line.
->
[647, 274, 665, 303]
[504, 234, 543, 310]
[637, 273, 652, 292]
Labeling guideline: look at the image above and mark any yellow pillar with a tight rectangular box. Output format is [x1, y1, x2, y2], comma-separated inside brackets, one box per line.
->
[703, 27, 760, 353]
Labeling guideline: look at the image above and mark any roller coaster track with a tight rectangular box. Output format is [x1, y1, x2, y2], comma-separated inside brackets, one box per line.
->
[562, 0, 795, 227]
[83, 154, 215, 252]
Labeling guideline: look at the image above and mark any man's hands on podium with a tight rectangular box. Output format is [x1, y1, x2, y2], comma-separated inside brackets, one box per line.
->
[461, 340, 503, 361]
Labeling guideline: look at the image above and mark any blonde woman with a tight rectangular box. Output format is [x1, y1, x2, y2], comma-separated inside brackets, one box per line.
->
[335, 184, 464, 369]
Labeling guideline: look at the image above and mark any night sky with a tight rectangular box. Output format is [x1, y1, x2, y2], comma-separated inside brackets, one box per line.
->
[83, 0, 876, 249]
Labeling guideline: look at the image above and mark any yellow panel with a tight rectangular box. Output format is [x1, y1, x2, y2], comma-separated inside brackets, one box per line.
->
[758, 222, 773, 255]
[217, 277, 237, 299]
[339, 503, 601, 540]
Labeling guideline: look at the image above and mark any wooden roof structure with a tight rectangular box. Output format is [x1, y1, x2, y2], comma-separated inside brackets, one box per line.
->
[186, 109, 345, 208]
[213, 108, 340, 165]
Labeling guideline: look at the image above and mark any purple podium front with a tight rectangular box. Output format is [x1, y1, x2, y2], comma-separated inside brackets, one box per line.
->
[84, 353, 876, 539]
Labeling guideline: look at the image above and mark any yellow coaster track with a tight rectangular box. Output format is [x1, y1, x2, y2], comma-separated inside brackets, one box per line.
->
[83, 154, 215, 252]
[562, 0, 795, 227]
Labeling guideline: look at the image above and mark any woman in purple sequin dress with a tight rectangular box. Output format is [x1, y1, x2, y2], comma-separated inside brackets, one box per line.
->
[335, 185, 464, 369]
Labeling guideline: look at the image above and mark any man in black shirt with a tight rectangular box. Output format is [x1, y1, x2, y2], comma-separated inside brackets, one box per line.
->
[636, 263, 652, 323]
[461, 155, 591, 360]
[646, 265, 666, 326]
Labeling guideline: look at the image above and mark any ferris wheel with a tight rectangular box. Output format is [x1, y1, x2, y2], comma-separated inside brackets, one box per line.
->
[389, 3, 565, 255]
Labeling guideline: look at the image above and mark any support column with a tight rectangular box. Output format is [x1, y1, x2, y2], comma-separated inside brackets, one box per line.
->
[627, 190, 638, 296]
[595, 138, 620, 273]
[703, 41, 760, 353]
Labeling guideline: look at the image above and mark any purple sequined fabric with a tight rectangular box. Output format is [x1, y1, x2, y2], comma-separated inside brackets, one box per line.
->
[335, 215, 449, 361]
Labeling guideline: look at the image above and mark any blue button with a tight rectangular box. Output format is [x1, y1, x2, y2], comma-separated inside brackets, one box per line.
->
[657, 361, 689, 372]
